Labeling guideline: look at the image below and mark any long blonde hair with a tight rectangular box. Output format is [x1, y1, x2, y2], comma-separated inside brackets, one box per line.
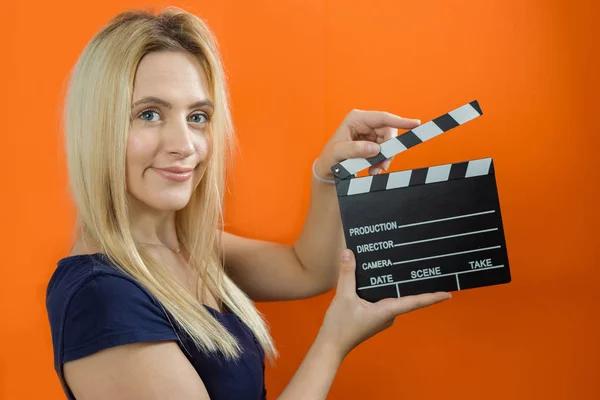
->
[64, 7, 277, 361]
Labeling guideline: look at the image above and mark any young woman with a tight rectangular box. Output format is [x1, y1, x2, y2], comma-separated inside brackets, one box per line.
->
[46, 7, 451, 400]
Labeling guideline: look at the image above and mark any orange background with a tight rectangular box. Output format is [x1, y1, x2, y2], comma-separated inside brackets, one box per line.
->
[1, 0, 598, 399]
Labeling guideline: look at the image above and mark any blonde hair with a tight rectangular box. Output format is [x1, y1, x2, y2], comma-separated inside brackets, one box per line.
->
[64, 7, 277, 361]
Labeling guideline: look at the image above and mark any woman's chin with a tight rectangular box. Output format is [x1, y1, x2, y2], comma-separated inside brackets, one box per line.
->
[146, 194, 193, 212]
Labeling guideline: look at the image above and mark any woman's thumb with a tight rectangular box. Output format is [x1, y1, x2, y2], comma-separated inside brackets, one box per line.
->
[337, 249, 357, 296]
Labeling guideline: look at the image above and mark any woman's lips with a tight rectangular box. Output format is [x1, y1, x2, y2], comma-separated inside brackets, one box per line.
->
[151, 167, 193, 182]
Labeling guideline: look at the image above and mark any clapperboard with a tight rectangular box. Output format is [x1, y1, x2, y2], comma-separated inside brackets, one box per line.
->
[331, 101, 511, 302]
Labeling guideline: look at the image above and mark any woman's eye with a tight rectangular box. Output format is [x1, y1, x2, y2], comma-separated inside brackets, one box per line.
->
[140, 110, 160, 122]
[189, 113, 208, 124]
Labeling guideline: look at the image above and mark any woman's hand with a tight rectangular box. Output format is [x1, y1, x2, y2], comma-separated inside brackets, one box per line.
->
[314, 110, 421, 180]
[318, 249, 451, 359]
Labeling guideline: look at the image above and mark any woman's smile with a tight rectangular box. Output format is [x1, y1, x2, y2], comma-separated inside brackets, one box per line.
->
[151, 166, 195, 182]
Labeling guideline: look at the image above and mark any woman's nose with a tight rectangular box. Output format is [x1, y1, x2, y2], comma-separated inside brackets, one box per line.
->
[164, 119, 195, 158]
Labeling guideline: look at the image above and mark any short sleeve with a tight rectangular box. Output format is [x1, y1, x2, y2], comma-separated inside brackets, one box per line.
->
[62, 274, 179, 364]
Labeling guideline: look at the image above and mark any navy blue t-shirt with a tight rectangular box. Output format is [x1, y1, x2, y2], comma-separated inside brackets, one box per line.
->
[46, 253, 266, 399]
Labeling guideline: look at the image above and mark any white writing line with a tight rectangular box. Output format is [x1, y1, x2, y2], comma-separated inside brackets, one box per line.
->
[394, 228, 498, 247]
[392, 246, 502, 265]
[456, 274, 461, 290]
[357, 265, 505, 290]
[459, 266, 504, 275]
[395, 210, 496, 229]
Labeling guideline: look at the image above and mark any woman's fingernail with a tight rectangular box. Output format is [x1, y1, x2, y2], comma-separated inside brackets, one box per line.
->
[367, 143, 379, 154]
[372, 167, 382, 175]
[341, 250, 352, 261]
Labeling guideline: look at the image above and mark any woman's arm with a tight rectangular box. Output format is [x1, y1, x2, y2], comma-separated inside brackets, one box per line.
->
[64, 341, 211, 400]
[221, 173, 348, 302]
[292, 110, 421, 295]
[223, 110, 421, 302]
[277, 330, 343, 400]
[277, 249, 451, 400]
[290, 169, 351, 293]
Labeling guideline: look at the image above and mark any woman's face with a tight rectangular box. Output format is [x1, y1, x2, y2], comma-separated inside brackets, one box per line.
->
[127, 51, 214, 213]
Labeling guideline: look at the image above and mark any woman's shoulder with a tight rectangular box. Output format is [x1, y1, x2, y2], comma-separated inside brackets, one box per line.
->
[46, 252, 166, 321]
[47, 253, 130, 307]
[46, 252, 181, 397]
[46, 252, 179, 367]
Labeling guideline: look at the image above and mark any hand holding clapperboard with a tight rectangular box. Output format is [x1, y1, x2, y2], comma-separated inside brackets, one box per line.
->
[330, 101, 511, 302]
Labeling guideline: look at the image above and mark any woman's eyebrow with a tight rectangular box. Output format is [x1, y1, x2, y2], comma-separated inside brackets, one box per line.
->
[132, 96, 214, 110]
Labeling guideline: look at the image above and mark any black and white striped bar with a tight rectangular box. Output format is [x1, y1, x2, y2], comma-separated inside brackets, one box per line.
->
[331, 100, 483, 180]
[336, 157, 511, 302]
[336, 157, 494, 197]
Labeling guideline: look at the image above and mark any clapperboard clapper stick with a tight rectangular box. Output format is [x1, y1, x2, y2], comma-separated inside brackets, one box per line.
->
[331, 100, 511, 302]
